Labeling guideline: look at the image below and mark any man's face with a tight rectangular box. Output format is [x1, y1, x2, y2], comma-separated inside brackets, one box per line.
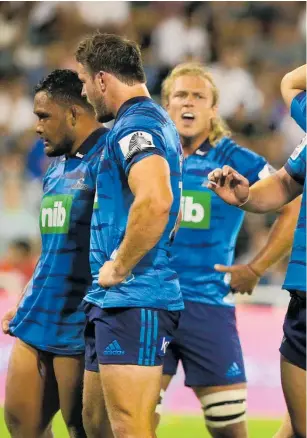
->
[77, 63, 113, 123]
[34, 91, 75, 157]
[166, 75, 217, 142]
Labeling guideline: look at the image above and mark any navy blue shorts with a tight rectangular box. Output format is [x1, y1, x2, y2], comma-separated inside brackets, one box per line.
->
[280, 292, 306, 370]
[163, 301, 246, 387]
[84, 304, 180, 371]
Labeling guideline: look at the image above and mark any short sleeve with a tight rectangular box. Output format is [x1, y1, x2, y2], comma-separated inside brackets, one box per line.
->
[115, 129, 167, 176]
[290, 91, 306, 132]
[284, 137, 307, 186]
[227, 146, 272, 186]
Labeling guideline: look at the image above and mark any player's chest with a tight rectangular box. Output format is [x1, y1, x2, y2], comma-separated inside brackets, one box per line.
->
[180, 155, 234, 230]
[40, 161, 94, 235]
[44, 160, 94, 195]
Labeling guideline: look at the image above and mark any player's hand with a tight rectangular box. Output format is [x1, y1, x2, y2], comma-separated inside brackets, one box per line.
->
[207, 166, 250, 206]
[98, 261, 130, 288]
[214, 263, 260, 295]
[1, 307, 17, 334]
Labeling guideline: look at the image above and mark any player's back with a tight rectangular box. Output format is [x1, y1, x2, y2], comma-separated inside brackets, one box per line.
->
[88, 97, 183, 311]
[171, 136, 270, 306]
[10, 128, 108, 354]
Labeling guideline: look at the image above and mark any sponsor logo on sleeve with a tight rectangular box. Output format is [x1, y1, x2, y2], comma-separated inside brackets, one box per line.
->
[290, 135, 307, 160]
[258, 163, 276, 179]
[118, 131, 155, 161]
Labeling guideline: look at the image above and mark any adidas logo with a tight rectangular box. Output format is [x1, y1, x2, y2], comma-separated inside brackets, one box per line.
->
[72, 178, 90, 191]
[226, 362, 242, 377]
[103, 340, 125, 356]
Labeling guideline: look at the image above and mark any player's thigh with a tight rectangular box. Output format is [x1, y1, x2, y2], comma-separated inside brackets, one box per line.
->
[83, 369, 113, 437]
[53, 355, 84, 426]
[100, 364, 162, 420]
[280, 355, 306, 437]
[5, 339, 59, 431]
[95, 307, 180, 419]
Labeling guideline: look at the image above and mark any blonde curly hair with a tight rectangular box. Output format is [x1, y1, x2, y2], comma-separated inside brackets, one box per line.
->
[162, 63, 231, 145]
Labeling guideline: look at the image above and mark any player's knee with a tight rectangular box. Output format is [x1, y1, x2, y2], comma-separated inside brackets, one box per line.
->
[82, 404, 99, 432]
[4, 408, 52, 438]
[4, 407, 21, 435]
[199, 389, 247, 434]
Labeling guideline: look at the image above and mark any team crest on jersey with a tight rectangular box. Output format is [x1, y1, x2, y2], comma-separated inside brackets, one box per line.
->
[291, 135, 307, 160]
[118, 131, 155, 161]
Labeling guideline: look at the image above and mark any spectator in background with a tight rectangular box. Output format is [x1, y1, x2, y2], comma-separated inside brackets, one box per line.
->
[0, 74, 35, 135]
[0, 239, 36, 288]
[151, 2, 210, 69]
[209, 43, 263, 121]
[0, 149, 40, 256]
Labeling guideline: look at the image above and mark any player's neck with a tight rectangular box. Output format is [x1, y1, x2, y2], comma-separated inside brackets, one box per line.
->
[70, 121, 102, 156]
[181, 131, 210, 157]
[113, 83, 150, 116]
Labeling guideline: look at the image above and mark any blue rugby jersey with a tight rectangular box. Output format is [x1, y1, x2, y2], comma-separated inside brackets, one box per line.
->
[86, 96, 184, 311]
[283, 138, 306, 293]
[10, 127, 108, 354]
[170, 136, 273, 307]
[291, 91, 306, 132]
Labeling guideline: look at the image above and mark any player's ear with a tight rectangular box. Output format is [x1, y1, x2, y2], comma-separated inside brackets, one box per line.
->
[97, 71, 107, 92]
[70, 106, 79, 126]
[211, 105, 218, 119]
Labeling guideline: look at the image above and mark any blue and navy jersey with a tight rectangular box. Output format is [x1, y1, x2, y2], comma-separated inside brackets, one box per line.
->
[86, 96, 184, 311]
[171, 136, 272, 307]
[10, 127, 108, 354]
[283, 139, 306, 293]
[291, 91, 306, 132]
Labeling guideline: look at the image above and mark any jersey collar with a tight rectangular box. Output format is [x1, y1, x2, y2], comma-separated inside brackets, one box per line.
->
[193, 138, 212, 156]
[115, 96, 152, 124]
[72, 127, 108, 159]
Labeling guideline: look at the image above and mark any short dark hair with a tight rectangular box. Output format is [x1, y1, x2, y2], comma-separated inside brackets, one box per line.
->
[75, 32, 146, 85]
[34, 69, 93, 111]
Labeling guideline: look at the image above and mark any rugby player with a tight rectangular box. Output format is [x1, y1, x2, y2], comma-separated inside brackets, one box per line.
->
[1, 69, 109, 438]
[155, 63, 301, 438]
[208, 65, 306, 438]
[275, 64, 306, 438]
[76, 33, 183, 438]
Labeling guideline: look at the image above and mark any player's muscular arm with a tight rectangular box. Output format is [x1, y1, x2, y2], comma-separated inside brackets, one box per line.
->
[113, 155, 173, 276]
[281, 64, 306, 109]
[215, 195, 301, 293]
[245, 167, 303, 213]
[208, 166, 302, 213]
[247, 195, 301, 276]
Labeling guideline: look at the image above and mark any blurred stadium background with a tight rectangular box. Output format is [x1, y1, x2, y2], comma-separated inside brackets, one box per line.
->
[0, 1, 305, 436]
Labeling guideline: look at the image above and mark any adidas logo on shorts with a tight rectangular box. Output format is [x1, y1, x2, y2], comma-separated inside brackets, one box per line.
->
[103, 340, 125, 356]
[226, 362, 242, 377]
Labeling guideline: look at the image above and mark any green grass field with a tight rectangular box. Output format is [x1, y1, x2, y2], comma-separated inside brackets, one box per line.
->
[0, 408, 281, 437]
